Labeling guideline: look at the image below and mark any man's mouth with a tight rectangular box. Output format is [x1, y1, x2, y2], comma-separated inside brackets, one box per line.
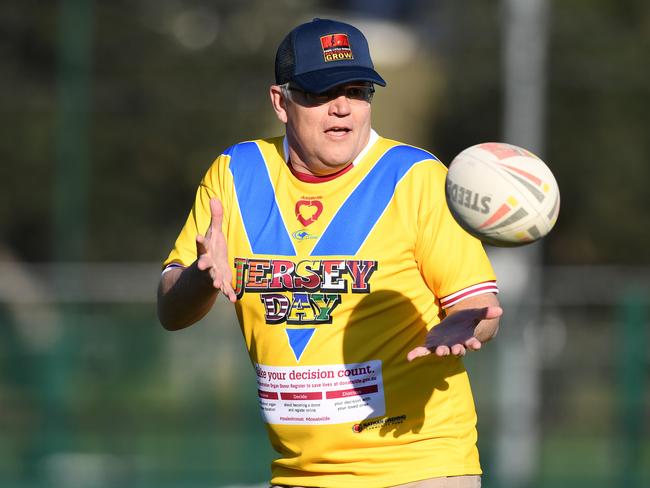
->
[325, 127, 351, 135]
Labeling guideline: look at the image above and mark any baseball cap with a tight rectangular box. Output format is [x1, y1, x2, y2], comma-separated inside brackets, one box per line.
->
[275, 18, 386, 94]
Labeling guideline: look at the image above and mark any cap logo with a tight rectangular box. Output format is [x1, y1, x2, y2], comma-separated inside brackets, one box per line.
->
[320, 33, 353, 62]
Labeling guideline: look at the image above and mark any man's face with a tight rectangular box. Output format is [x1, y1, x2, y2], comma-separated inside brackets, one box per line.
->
[270, 82, 374, 175]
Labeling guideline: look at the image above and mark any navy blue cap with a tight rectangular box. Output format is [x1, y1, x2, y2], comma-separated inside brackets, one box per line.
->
[275, 18, 386, 94]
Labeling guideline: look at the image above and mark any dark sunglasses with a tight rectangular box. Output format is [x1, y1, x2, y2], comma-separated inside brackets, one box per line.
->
[283, 84, 375, 106]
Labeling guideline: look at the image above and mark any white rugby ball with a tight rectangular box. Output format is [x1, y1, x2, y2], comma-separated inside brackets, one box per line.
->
[445, 142, 560, 247]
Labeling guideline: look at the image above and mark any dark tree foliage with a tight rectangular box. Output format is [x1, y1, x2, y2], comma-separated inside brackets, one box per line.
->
[427, 0, 650, 264]
[0, 0, 648, 264]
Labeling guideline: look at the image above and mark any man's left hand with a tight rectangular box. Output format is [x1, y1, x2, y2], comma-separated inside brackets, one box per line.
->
[407, 305, 503, 361]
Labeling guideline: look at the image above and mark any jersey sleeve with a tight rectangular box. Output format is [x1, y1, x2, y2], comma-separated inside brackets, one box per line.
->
[414, 161, 497, 307]
[162, 153, 233, 270]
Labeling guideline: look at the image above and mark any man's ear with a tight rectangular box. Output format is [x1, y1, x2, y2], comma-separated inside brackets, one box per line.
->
[269, 85, 288, 124]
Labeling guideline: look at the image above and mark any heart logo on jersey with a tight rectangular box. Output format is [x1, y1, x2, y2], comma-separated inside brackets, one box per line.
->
[295, 200, 323, 227]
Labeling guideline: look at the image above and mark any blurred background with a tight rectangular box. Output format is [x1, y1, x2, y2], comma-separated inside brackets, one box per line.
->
[1, 0, 648, 487]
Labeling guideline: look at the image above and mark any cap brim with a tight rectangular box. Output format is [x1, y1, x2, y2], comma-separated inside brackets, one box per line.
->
[293, 66, 386, 94]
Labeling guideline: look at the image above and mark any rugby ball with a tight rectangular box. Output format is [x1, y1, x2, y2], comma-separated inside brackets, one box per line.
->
[445, 142, 560, 247]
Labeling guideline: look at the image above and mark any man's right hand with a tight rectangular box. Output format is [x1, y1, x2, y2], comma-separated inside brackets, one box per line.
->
[195, 198, 237, 303]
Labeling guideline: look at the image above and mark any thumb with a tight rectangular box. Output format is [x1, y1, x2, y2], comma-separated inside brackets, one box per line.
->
[196, 234, 208, 256]
[484, 306, 503, 320]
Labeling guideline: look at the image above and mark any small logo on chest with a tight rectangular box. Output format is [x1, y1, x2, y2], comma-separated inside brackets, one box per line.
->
[295, 199, 323, 227]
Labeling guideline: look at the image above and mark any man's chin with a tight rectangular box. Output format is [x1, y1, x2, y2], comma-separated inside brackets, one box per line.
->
[322, 157, 354, 171]
[321, 147, 358, 167]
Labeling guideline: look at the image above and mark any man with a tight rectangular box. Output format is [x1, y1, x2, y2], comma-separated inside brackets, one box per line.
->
[158, 18, 502, 488]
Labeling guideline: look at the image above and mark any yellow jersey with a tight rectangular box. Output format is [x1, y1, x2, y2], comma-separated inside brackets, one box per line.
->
[164, 133, 498, 487]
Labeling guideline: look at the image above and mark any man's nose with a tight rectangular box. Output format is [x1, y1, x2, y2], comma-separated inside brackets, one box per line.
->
[328, 94, 352, 116]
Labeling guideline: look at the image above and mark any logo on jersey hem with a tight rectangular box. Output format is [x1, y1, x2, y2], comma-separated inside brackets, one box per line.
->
[352, 414, 407, 433]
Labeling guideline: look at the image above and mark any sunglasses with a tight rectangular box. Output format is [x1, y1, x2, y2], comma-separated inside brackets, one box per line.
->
[282, 83, 375, 106]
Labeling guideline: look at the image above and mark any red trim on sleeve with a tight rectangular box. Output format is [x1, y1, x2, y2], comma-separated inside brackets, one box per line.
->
[440, 281, 499, 309]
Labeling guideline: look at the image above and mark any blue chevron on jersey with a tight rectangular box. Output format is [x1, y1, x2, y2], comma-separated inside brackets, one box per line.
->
[286, 328, 316, 362]
[227, 142, 296, 256]
[311, 145, 436, 256]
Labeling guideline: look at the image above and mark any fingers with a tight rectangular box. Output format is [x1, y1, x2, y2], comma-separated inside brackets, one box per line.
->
[196, 235, 216, 274]
[450, 344, 466, 356]
[198, 256, 236, 302]
[407, 343, 474, 361]
[212, 267, 236, 303]
[221, 280, 238, 303]
[201, 198, 224, 241]
[197, 264, 237, 302]
[209, 198, 224, 236]
[439, 338, 483, 356]
[408, 339, 484, 361]
[435, 344, 464, 357]
[407, 346, 431, 362]
[211, 276, 234, 298]
[194, 199, 236, 301]
[465, 337, 482, 351]
[196, 235, 209, 264]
